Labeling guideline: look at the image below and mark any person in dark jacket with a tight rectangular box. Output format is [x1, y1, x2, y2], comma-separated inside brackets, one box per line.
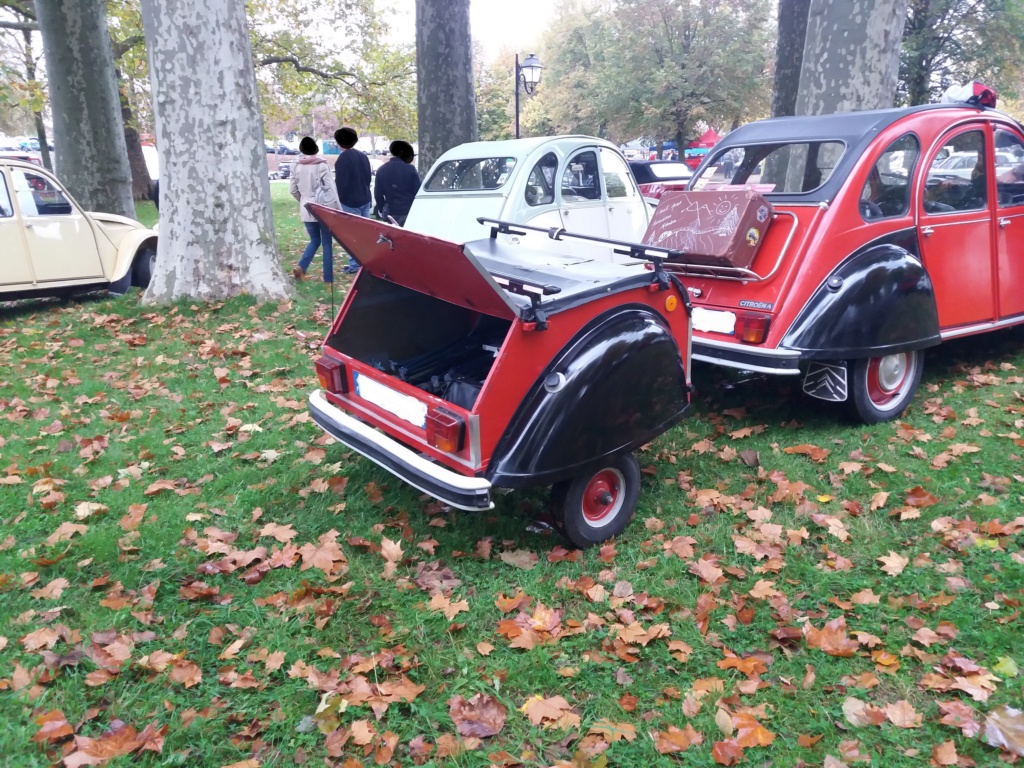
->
[374, 140, 421, 226]
[333, 126, 372, 274]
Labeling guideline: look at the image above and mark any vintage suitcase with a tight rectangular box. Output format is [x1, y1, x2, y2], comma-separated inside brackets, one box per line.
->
[642, 189, 773, 269]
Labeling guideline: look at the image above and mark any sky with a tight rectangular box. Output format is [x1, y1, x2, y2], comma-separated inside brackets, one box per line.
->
[383, 0, 558, 63]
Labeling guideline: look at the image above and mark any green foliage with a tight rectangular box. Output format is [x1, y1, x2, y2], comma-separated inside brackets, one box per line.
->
[524, 0, 774, 146]
[476, 56, 515, 141]
[899, 0, 1024, 105]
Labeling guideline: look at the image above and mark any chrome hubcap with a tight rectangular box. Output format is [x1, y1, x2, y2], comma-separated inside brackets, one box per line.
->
[876, 354, 905, 392]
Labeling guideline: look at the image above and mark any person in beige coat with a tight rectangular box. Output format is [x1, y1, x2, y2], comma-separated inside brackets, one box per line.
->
[289, 136, 341, 282]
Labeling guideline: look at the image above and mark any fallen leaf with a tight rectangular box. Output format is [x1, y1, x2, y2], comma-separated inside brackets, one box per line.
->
[448, 693, 506, 738]
[588, 719, 637, 742]
[878, 551, 909, 576]
[711, 738, 745, 765]
[984, 704, 1024, 756]
[499, 549, 539, 570]
[930, 740, 958, 766]
[884, 700, 922, 728]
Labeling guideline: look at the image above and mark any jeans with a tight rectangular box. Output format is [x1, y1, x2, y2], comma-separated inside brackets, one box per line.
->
[299, 221, 334, 283]
[341, 202, 371, 271]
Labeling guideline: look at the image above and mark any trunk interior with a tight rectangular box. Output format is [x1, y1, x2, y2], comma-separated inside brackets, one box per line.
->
[326, 273, 513, 411]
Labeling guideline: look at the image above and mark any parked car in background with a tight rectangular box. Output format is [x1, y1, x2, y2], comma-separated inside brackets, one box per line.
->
[663, 100, 1024, 422]
[0, 158, 157, 299]
[628, 160, 693, 203]
[405, 135, 649, 260]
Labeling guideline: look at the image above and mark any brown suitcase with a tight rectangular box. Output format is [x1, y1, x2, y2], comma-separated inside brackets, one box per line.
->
[642, 189, 773, 269]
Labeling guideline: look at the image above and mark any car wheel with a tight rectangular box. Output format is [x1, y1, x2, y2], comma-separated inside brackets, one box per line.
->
[133, 245, 156, 288]
[555, 454, 640, 549]
[848, 350, 923, 424]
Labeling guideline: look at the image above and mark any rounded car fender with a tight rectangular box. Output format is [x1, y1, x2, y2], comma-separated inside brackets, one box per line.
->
[781, 233, 940, 359]
[487, 305, 690, 489]
[112, 231, 157, 283]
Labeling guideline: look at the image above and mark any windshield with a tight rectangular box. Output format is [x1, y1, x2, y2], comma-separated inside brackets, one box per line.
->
[691, 141, 846, 194]
[424, 157, 517, 192]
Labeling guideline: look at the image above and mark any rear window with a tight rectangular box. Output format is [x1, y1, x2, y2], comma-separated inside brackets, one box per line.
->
[692, 141, 846, 194]
[647, 163, 692, 180]
[424, 157, 517, 191]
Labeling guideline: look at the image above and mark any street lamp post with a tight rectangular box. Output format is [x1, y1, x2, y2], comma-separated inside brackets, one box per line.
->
[514, 53, 543, 139]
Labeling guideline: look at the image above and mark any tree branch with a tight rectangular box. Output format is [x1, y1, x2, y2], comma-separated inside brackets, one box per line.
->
[258, 54, 357, 83]
[0, 19, 37, 30]
[112, 34, 145, 60]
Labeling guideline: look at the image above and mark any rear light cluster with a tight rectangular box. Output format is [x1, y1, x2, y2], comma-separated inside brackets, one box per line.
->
[315, 356, 348, 393]
[426, 408, 464, 453]
[735, 312, 771, 344]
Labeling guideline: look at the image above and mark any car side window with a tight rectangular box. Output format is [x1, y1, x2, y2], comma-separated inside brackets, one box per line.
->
[524, 152, 557, 207]
[0, 174, 12, 218]
[599, 148, 637, 200]
[12, 169, 73, 216]
[994, 129, 1024, 208]
[859, 134, 919, 221]
[923, 129, 987, 214]
[561, 151, 600, 201]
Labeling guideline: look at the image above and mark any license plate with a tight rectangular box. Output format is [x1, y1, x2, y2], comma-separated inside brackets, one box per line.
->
[353, 372, 427, 428]
[692, 307, 736, 335]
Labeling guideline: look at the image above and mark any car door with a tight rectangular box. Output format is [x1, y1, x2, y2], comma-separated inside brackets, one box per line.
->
[993, 127, 1024, 319]
[599, 147, 648, 243]
[918, 126, 995, 329]
[11, 167, 103, 283]
[558, 148, 610, 241]
[0, 168, 33, 286]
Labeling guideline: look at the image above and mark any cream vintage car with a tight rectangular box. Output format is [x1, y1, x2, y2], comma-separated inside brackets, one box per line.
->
[0, 158, 157, 300]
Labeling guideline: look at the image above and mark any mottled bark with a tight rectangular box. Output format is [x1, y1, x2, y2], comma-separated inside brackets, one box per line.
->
[416, 0, 477, 174]
[118, 76, 152, 200]
[139, 0, 287, 302]
[771, 0, 811, 117]
[33, 0, 134, 217]
[796, 0, 911, 115]
[22, 28, 51, 171]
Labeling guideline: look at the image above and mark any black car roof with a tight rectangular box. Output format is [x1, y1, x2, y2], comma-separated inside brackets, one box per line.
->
[695, 103, 1010, 203]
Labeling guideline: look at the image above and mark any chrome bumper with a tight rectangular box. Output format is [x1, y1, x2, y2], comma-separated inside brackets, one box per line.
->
[692, 337, 802, 376]
[307, 390, 493, 511]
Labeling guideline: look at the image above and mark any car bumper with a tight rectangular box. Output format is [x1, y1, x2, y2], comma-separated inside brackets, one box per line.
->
[308, 390, 493, 511]
[692, 337, 802, 375]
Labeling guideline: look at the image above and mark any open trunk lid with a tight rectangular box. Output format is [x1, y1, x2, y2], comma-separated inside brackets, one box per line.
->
[311, 204, 522, 321]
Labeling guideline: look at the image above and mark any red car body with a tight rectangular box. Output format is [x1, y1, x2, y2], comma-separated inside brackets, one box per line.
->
[307, 211, 693, 547]
[658, 103, 1024, 422]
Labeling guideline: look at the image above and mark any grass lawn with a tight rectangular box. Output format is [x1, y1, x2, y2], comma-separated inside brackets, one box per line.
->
[2, 183, 1023, 767]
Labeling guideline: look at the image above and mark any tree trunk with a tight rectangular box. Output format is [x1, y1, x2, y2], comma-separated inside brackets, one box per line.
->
[795, 0, 911, 115]
[21, 28, 52, 171]
[771, 0, 811, 116]
[415, 0, 477, 174]
[118, 74, 153, 200]
[33, 0, 134, 217]
[139, 0, 287, 302]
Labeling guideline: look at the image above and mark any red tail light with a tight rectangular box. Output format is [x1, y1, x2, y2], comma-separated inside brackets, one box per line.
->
[735, 312, 771, 344]
[315, 356, 347, 393]
[426, 408, 464, 453]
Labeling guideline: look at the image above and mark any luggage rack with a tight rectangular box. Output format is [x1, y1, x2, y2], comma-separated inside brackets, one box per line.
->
[478, 209, 801, 284]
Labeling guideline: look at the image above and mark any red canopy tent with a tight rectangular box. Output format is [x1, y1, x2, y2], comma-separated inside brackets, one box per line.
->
[683, 129, 722, 168]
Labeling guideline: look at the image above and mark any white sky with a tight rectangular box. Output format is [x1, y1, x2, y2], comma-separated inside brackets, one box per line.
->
[383, 0, 557, 63]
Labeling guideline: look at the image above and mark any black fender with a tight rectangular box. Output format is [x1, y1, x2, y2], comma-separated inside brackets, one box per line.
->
[781, 230, 941, 360]
[487, 305, 690, 489]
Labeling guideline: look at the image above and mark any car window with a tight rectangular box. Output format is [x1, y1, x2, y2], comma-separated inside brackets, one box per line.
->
[0, 173, 12, 218]
[524, 152, 557, 207]
[994, 128, 1024, 209]
[599, 148, 637, 200]
[12, 169, 73, 216]
[860, 134, 919, 221]
[424, 157, 516, 191]
[646, 162, 692, 180]
[692, 141, 845, 194]
[924, 130, 986, 214]
[561, 151, 601, 201]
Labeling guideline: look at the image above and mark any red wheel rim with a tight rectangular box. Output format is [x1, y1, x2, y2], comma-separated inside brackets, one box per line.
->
[865, 353, 910, 408]
[582, 468, 624, 525]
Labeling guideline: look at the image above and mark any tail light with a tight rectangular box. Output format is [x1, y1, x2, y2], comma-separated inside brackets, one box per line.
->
[426, 408, 464, 453]
[315, 356, 347, 393]
[735, 312, 771, 344]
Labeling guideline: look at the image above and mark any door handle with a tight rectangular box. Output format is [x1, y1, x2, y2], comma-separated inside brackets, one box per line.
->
[921, 226, 934, 236]
[1000, 218, 1011, 228]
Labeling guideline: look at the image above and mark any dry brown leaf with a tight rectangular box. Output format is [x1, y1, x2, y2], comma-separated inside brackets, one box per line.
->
[984, 704, 1024, 756]
[588, 719, 637, 742]
[884, 699, 922, 728]
[499, 549, 539, 570]
[448, 693, 507, 738]
[878, 551, 909, 576]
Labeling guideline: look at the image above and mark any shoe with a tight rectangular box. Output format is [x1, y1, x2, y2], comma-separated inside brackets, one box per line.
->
[342, 265, 360, 275]
[291, 266, 305, 280]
